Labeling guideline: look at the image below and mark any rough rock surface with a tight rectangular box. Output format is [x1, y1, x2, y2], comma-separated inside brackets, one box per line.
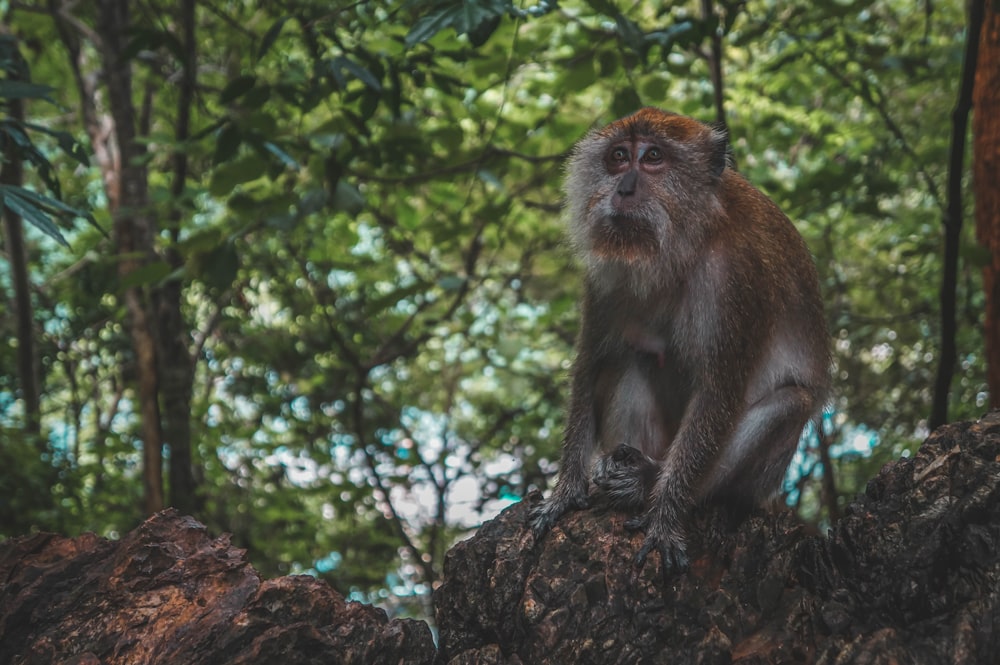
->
[0, 510, 435, 664]
[434, 412, 1000, 664]
[2, 413, 999, 664]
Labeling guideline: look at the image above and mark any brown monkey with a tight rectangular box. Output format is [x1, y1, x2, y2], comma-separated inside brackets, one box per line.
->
[529, 108, 830, 575]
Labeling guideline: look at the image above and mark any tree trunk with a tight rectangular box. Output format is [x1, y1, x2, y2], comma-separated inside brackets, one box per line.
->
[931, 0, 984, 428]
[701, 0, 727, 130]
[0, 36, 41, 437]
[159, 0, 198, 515]
[975, 0, 1000, 410]
[96, 0, 164, 515]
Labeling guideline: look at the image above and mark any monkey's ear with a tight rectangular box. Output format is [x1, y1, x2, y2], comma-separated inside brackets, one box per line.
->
[708, 121, 732, 177]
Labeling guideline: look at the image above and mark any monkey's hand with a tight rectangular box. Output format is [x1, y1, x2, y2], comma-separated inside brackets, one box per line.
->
[592, 444, 658, 512]
[625, 508, 690, 577]
[528, 482, 589, 538]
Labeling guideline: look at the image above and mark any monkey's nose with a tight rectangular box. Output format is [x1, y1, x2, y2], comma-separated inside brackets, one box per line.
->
[617, 170, 638, 196]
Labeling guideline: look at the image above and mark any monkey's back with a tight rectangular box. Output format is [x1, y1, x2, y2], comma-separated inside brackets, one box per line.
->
[713, 168, 831, 397]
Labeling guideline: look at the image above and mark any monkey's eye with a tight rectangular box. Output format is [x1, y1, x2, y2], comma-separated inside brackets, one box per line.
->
[642, 147, 664, 163]
[609, 147, 629, 163]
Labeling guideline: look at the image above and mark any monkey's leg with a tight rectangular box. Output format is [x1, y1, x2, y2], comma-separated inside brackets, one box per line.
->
[703, 383, 820, 505]
[625, 385, 817, 576]
[592, 444, 659, 511]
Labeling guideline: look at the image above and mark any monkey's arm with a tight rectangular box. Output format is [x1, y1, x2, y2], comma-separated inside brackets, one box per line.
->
[528, 359, 601, 535]
[529, 300, 606, 536]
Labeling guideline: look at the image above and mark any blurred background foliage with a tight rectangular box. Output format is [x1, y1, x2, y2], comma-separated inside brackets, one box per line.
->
[0, 0, 988, 619]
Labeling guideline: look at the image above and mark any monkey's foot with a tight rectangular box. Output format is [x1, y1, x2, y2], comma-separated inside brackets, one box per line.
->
[625, 513, 690, 578]
[592, 444, 658, 512]
[528, 489, 588, 538]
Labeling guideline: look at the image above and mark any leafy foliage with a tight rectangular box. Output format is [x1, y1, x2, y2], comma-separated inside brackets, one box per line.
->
[0, 34, 95, 246]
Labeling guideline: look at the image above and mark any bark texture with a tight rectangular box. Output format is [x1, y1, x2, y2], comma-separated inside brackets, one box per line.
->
[96, 0, 164, 515]
[435, 412, 1000, 664]
[975, 0, 1000, 410]
[0, 511, 435, 665]
[2, 412, 1000, 664]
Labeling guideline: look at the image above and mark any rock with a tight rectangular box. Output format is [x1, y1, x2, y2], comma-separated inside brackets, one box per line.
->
[434, 412, 1000, 664]
[0, 510, 435, 664]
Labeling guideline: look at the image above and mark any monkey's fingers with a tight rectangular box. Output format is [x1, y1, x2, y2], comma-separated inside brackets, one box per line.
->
[626, 514, 690, 577]
[528, 493, 588, 537]
[527, 503, 557, 537]
[636, 534, 690, 578]
[623, 514, 646, 532]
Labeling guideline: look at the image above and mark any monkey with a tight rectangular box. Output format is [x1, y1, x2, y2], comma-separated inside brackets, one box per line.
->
[529, 107, 830, 576]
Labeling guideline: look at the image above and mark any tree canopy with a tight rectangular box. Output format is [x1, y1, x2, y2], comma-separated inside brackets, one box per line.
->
[0, 0, 990, 619]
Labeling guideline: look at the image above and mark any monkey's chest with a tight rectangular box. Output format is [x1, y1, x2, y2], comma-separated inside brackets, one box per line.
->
[594, 330, 685, 460]
[622, 322, 668, 367]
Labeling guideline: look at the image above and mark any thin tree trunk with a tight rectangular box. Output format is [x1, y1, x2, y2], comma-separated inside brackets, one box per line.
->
[930, 0, 984, 429]
[159, 0, 198, 515]
[96, 0, 164, 515]
[1, 91, 41, 437]
[0, 206, 39, 436]
[816, 421, 839, 524]
[701, 0, 727, 130]
[975, 0, 1000, 411]
[1, 34, 41, 437]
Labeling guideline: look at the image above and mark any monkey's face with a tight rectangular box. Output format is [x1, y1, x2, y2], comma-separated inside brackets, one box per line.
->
[564, 108, 728, 267]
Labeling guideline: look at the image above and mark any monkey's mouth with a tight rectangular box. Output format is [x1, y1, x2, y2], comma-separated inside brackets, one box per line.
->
[591, 215, 660, 261]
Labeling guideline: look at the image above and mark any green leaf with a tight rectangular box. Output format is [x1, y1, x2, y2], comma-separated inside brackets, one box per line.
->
[121, 28, 185, 65]
[226, 192, 259, 215]
[0, 185, 98, 245]
[1, 187, 69, 246]
[406, 8, 454, 48]
[613, 13, 645, 54]
[430, 125, 464, 150]
[121, 28, 156, 61]
[258, 17, 290, 61]
[259, 141, 300, 170]
[0, 121, 62, 195]
[644, 20, 697, 55]
[214, 123, 242, 164]
[177, 227, 225, 254]
[51, 129, 90, 166]
[339, 57, 382, 91]
[198, 241, 239, 290]
[468, 13, 502, 47]
[960, 237, 992, 269]
[332, 180, 365, 215]
[120, 261, 173, 290]
[611, 87, 643, 119]
[359, 90, 380, 121]
[405, 0, 509, 48]
[0, 80, 55, 103]
[0, 119, 31, 147]
[209, 154, 268, 196]
[242, 84, 272, 108]
[241, 111, 278, 136]
[563, 58, 596, 93]
[220, 75, 258, 104]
